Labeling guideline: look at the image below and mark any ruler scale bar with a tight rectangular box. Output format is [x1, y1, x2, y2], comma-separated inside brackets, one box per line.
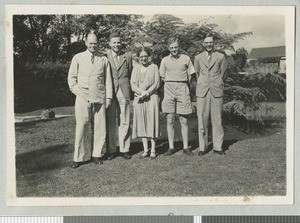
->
[202, 216, 300, 223]
[1, 217, 63, 223]
[64, 216, 194, 223]
[2, 216, 300, 223]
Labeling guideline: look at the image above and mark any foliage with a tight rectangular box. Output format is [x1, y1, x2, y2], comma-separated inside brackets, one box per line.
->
[223, 61, 286, 123]
[134, 15, 252, 65]
[14, 59, 73, 113]
[13, 14, 144, 63]
[231, 47, 248, 71]
[13, 14, 286, 126]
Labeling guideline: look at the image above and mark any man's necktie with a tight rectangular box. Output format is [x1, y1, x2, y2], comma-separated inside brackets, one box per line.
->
[91, 54, 95, 64]
[115, 55, 120, 67]
[208, 54, 211, 65]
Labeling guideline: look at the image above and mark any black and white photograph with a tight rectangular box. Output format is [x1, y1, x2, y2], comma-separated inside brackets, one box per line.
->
[6, 5, 294, 206]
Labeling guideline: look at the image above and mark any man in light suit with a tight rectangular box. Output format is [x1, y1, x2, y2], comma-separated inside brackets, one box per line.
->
[194, 32, 228, 155]
[105, 32, 133, 160]
[68, 33, 113, 168]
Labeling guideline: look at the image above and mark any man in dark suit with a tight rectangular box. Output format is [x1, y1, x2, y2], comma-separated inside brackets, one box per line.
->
[194, 32, 228, 155]
[105, 32, 132, 160]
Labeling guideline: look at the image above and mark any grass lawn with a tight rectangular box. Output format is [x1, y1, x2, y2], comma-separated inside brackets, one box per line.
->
[15, 105, 286, 197]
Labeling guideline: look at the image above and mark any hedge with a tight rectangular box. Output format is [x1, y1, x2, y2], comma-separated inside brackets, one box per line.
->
[14, 60, 75, 113]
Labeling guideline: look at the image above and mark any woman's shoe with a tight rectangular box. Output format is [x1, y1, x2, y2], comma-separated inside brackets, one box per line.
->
[150, 152, 156, 159]
[141, 151, 149, 158]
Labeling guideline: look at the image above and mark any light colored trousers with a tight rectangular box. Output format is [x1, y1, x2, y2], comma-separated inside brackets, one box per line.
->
[73, 96, 106, 162]
[197, 90, 224, 152]
[106, 89, 131, 153]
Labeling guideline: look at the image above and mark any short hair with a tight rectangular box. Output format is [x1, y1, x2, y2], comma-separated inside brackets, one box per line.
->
[110, 31, 121, 40]
[167, 36, 180, 46]
[205, 32, 214, 40]
[137, 47, 151, 57]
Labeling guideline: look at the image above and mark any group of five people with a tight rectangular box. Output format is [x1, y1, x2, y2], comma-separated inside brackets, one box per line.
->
[68, 31, 227, 169]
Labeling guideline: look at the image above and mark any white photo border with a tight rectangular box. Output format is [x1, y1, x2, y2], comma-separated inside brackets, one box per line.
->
[3, 3, 297, 214]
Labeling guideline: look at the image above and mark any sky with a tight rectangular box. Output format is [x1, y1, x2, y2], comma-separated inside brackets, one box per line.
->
[144, 14, 286, 53]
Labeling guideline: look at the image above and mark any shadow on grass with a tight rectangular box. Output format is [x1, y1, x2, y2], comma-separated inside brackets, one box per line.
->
[16, 144, 74, 175]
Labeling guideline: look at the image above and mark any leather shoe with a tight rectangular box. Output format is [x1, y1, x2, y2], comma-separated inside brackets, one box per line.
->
[71, 162, 82, 169]
[198, 151, 206, 156]
[183, 148, 194, 155]
[107, 152, 118, 160]
[164, 148, 175, 156]
[122, 152, 132, 159]
[92, 157, 103, 164]
[213, 150, 226, 155]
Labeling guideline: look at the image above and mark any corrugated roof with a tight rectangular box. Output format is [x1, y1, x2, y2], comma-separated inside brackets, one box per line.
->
[248, 46, 285, 59]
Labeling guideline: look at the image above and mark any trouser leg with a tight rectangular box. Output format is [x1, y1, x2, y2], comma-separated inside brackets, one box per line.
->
[197, 91, 210, 152]
[74, 97, 91, 162]
[91, 103, 106, 158]
[106, 99, 118, 153]
[116, 89, 131, 153]
[211, 95, 224, 151]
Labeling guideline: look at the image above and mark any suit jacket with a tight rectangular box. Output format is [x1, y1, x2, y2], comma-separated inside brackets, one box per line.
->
[106, 50, 132, 100]
[88, 56, 113, 103]
[68, 50, 113, 104]
[194, 51, 227, 98]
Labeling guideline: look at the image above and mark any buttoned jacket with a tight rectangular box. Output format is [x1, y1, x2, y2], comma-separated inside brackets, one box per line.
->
[68, 50, 113, 103]
[106, 50, 133, 100]
[194, 51, 227, 98]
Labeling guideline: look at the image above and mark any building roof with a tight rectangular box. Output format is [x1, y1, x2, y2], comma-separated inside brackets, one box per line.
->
[248, 46, 285, 59]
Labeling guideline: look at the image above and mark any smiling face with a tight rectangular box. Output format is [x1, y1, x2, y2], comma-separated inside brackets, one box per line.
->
[85, 34, 98, 54]
[203, 36, 214, 53]
[168, 42, 180, 57]
[139, 51, 149, 66]
[109, 37, 121, 54]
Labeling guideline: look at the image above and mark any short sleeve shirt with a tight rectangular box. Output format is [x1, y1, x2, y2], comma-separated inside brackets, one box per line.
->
[159, 54, 195, 82]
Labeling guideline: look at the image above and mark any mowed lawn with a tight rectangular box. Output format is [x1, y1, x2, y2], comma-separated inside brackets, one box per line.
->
[15, 105, 286, 197]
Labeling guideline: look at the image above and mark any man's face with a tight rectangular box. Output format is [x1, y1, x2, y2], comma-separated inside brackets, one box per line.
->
[203, 36, 214, 53]
[85, 34, 98, 54]
[109, 37, 121, 53]
[169, 42, 180, 57]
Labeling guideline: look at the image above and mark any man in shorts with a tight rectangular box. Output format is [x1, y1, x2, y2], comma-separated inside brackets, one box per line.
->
[159, 37, 195, 156]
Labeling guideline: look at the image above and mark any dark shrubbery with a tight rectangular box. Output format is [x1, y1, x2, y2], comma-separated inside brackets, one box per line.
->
[14, 59, 75, 113]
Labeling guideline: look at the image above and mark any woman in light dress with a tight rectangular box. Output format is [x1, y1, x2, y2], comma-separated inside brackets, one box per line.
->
[131, 47, 160, 159]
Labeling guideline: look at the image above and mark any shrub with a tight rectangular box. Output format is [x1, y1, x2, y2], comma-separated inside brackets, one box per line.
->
[223, 62, 286, 124]
[14, 60, 74, 113]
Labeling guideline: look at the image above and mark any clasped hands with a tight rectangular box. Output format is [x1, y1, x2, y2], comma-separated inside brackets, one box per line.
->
[135, 91, 149, 102]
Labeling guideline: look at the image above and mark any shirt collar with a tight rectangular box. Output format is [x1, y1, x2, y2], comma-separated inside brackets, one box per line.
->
[111, 50, 117, 58]
[85, 50, 95, 58]
[206, 50, 214, 56]
[111, 50, 122, 58]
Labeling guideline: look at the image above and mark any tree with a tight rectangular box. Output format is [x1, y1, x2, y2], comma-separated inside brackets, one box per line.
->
[13, 13, 286, 125]
[223, 61, 286, 124]
[232, 47, 248, 72]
